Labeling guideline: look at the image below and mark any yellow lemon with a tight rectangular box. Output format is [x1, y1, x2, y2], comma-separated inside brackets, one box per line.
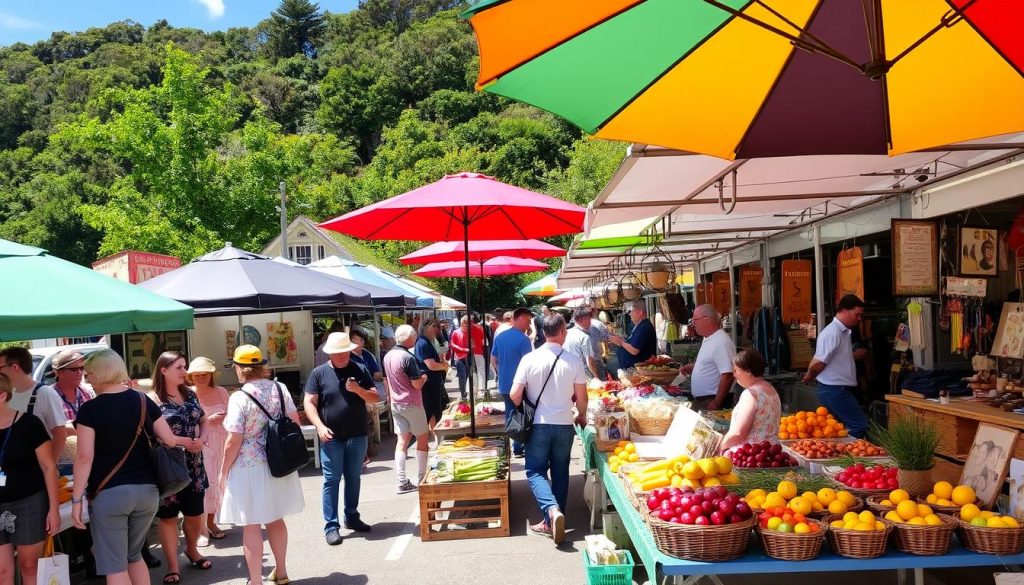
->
[670, 475, 683, 487]
[830, 520, 845, 528]
[837, 491, 856, 507]
[896, 500, 919, 521]
[681, 478, 701, 489]
[936, 498, 954, 507]
[987, 517, 1005, 529]
[885, 511, 903, 522]
[628, 453, 640, 462]
[951, 485, 977, 506]
[811, 501, 824, 512]
[682, 461, 705, 480]
[777, 480, 798, 501]
[614, 447, 624, 456]
[933, 481, 953, 500]
[766, 517, 783, 530]
[828, 500, 848, 515]
[794, 522, 811, 535]
[980, 511, 997, 519]
[1003, 516, 1021, 528]
[908, 517, 927, 526]
[925, 494, 938, 504]
[924, 514, 942, 526]
[801, 491, 818, 502]
[713, 456, 733, 476]
[697, 458, 719, 478]
[843, 511, 860, 524]
[889, 489, 910, 504]
[764, 493, 787, 509]
[917, 504, 933, 518]
[789, 498, 812, 516]
[875, 521, 886, 531]
[817, 488, 837, 506]
[880, 499, 893, 507]
[703, 477, 722, 487]
[624, 442, 636, 453]
[844, 520, 859, 530]
[854, 522, 874, 531]
[747, 489, 767, 500]
[859, 510, 876, 524]
[720, 472, 740, 485]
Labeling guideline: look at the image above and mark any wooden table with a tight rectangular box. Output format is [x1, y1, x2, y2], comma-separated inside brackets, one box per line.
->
[432, 401, 507, 437]
[886, 394, 1024, 482]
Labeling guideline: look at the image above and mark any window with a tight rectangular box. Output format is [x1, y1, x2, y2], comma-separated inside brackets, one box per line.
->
[294, 245, 312, 265]
[317, 245, 326, 261]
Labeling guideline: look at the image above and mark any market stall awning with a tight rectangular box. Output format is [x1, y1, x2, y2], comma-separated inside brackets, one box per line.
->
[412, 256, 549, 278]
[309, 256, 433, 308]
[0, 239, 194, 341]
[519, 272, 560, 297]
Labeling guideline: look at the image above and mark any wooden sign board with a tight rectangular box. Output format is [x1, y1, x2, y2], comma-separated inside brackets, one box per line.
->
[787, 329, 814, 369]
[836, 247, 864, 302]
[781, 259, 812, 325]
[892, 219, 939, 296]
[712, 271, 731, 317]
[738, 264, 763, 322]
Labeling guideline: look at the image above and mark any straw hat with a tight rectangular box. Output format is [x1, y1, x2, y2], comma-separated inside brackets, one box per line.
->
[322, 332, 358, 354]
[226, 345, 267, 367]
[186, 357, 217, 375]
[52, 350, 86, 370]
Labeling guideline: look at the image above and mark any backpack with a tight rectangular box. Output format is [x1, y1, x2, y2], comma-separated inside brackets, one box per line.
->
[241, 382, 309, 478]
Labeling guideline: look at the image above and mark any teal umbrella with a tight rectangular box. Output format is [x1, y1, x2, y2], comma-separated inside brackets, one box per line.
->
[0, 239, 194, 341]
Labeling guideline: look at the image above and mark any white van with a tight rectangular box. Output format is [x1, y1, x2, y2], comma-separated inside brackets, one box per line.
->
[29, 342, 108, 385]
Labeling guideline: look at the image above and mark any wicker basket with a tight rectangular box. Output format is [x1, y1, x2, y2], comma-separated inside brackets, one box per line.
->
[756, 519, 826, 561]
[647, 513, 755, 561]
[897, 468, 932, 497]
[628, 411, 674, 436]
[917, 497, 971, 515]
[955, 514, 1024, 555]
[889, 513, 957, 555]
[619, 474, 651, 516]
[807, 497, 864, 519]
[635, 369, 679, 385]
[866, 495, 896, 514]
[822, 514, 893, 559]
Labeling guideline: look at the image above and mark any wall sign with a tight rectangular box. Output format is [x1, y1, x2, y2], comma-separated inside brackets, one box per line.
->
[836, 247, 864, 302]
[892, 219, 939, 296]
[781, 259, 813, 325]
[738, 264, 763, 322]
[712, 271, 731, 318]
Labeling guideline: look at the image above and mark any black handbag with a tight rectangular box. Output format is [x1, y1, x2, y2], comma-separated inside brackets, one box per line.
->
[241, 382, 310, 478]
[138, 394, 191, 499]
[506, 351, 562, 444]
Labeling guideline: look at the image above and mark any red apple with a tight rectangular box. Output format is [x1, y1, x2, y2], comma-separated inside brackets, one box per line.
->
[695, 515, 710, 526]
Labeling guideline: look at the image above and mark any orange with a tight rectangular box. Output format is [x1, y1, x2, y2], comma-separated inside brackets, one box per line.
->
[777, 481, 798, 500]
[828, 500, 848, 515]
[896, 500, 919, 521]
[816, 406, 828, 416]
[932, 481, 953, 500]
[951, 485, 976, 506]
[838, 429, 848, 437]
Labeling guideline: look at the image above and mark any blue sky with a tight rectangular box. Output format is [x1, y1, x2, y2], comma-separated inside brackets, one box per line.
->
[0, 0, 360, 46]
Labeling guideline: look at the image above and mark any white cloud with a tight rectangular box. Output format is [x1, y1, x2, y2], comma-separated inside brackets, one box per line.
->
[193, 0, 225, 19]
[0, 12, 42, 29]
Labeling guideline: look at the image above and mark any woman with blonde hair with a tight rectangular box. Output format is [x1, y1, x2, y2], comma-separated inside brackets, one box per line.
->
[149, 352, 211, 584]
[219, 346, 303, 585]
[72, 350, 181, 585]
[186, 357, 230, 545]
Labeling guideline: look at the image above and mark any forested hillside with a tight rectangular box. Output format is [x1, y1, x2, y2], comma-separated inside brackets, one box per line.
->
[0, 0, 623, 304]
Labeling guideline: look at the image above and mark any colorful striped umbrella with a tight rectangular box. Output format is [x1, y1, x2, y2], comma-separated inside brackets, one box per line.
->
[519, 272, 560, 297]
[464, 0, 1024, 159]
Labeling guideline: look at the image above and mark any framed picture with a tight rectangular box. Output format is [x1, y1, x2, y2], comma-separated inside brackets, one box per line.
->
[960, 423, 1019, 509]
[959, 226, 999, 277]
[992, 303, 1024, 359]
[1008, 459, 1024, 520]
[891, 219, 939, 296]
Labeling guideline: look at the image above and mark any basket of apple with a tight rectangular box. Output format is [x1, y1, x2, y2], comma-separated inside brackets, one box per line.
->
[645, 486, 755, 561]
[728, 441, 800, 469]
[755, 507, 826, 561]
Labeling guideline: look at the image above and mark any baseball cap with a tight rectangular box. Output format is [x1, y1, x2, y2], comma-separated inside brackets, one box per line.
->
[225, 345, 267, 367]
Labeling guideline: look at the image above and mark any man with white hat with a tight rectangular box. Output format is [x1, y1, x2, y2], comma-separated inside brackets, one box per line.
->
[303, 332, 380, 545]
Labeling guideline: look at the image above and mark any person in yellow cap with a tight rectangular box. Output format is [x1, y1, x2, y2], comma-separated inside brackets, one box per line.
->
[219, 346, 303, 585]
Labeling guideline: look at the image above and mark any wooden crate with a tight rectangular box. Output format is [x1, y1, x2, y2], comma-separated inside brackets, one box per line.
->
[890, 404, 976, 458]
[418, 471, 510, 541]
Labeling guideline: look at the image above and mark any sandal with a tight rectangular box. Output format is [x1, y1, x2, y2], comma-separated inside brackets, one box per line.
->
[207, 529, 227, 540]
[267, 567, 290, 585]
[184, 553, 212, 570]
[163, 573, 180, 584]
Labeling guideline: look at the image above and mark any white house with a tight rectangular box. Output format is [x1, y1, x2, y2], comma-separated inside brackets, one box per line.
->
[261, 215, 354, 265]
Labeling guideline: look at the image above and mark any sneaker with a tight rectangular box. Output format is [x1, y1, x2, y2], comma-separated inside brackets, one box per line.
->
[396, 480, 417, 494]
[549, 509, 565, 545]
[344, 519, 371, 532]
[513, 451, 525, 459]
[324, 529, 343, 546]
[528, 521, 552, 537]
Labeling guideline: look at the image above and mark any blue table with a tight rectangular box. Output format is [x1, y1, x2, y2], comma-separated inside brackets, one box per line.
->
[577, 427, 1024, 585]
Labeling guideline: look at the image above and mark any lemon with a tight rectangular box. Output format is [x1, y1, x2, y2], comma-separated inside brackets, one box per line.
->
[917, 504, 933, 518]
[885, 511, 903, 523]
[811, 501, 824, 512]
[843, 511, 860, 523]
[936, 498, 954, 507]
[703, 477, 722, 487]
[889, 489, 910, 504]
[747, 489, 767, 500]
[924, 514, 942, 526]
[681, 461, 705, 480]
[794, 522, 811, 534]
[859, 510, 876, 524]
[697, 458, 719, 478]
[777, 480, 797, 501]
[801, 491, 818, 502]
[628, 453, 640, 462]
[951, 485, 977, 506]
[681, 478, 701, 489]
[764, 493, 787, 509]
[817, 488, 837, 506]
[1003, 516, 1021, 528]
[789, 498, 812, 515]
[720, 472, 740, 485]
[713, 456, 733, 475]
[908, 517, 927, 526]
[854, 522, 874, 531]
[980, 511, 997, 519]
[880, 499, 893, 507]
[987, 517, 1005, 528]
[874, 521, 886, 531]
[844, 520, 858, 530]
[933, 480, 953, 500]
[670, 475, 683, 487]
[925, 494, 938, 504]
[830, 520, 845, 528]
[828, 500, 848, 515]
[767, 517, 783, 530]
[896, 500, 919, 521]
[837, 491, 856, 507]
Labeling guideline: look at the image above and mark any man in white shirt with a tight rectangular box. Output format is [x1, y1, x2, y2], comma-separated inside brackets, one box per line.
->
[564, 309, 600, 379]
[510, 314, 587, 546]
[0, 347, 68, 463]
[803, 294, 869, 438]
[679, 305, 736, 411]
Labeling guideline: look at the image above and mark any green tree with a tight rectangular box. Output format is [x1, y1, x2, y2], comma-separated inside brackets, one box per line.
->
[266, 0, 327, 58]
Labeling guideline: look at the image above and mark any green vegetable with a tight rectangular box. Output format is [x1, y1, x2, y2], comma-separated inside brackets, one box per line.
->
[727, 468, 837, 495]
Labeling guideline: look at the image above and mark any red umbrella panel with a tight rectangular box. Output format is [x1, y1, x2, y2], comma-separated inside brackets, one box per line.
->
[411, 256, 549, 278]
[319, 172, 585, 434]
[400, 239, 565, 265]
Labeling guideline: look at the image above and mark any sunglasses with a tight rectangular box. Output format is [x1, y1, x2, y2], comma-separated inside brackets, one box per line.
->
[62, 367, 85, 373]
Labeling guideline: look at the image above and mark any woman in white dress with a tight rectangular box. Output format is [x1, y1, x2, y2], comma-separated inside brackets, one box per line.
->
[218, 346, 303, 585]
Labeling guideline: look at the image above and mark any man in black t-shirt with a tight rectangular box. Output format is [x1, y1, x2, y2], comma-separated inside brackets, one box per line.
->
[303, 332, 380, 546]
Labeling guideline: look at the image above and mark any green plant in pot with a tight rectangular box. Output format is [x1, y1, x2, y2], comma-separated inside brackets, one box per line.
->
[870, 416, 940, 497]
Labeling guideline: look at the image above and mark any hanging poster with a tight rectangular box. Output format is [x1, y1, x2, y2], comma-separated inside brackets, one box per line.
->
[712, 271, 731, 317]
[225, 330, 238, 361]
[266, 322, 299, 365]
[125, 331, 186, 380]
[695, 281, 711, 306]
[781, 259, 813, 325]
[891, 219, 939, 296]
[959, 226, 999, 277]
[836, 247, 865, 302]
[738, 265, 763, 322]
[992, 303, 1024, 359]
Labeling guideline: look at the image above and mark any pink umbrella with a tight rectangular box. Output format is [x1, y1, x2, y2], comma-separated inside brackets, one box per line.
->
[411, 256, 549, 278]
[400, 239, 565, 265]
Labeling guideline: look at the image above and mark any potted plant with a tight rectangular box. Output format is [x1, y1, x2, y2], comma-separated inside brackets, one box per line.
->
[870, 417, 940, 497]
[641, 261, 672, 290]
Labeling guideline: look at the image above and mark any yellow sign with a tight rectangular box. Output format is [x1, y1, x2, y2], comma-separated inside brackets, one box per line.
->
[836, 247, 865, 303]
[781, 259, 812, 325]
[738, 265, 763, 322]
[712, 271, 731, 317]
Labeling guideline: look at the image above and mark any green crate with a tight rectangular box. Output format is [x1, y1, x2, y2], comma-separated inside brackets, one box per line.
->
[582, 549, 634, 585]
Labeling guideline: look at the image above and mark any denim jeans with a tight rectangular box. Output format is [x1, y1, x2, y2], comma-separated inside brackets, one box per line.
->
[524, 423, 575, 520]
[320, 434, 368, 532]
[501, 394, 524, 455]
[456, 357, 469, 399]
[816, 383, 869, 438]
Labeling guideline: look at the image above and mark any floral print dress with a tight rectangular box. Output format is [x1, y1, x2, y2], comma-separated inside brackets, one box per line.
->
[158, 393, 208, 505]
[744, 381, 782, 445]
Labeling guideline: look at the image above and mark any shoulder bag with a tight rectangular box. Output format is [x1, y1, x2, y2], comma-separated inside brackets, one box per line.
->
[505, 351, 562, 444]
[241, 382, 309, 478]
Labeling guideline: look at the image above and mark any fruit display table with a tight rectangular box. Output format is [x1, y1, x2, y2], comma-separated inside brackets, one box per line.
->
[433, 401, 506, 437]
[578, 428, 1024, 585]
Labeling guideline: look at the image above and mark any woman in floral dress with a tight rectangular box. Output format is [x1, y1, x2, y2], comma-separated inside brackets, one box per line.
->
[187, 357, 230, 546]
[720, 349, 782, 452]
[149, 352, 211, 584]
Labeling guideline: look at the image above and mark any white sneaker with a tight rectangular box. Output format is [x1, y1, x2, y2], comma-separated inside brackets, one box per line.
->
[396, 480, 417, 494]
[549, 509, 565, 545]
